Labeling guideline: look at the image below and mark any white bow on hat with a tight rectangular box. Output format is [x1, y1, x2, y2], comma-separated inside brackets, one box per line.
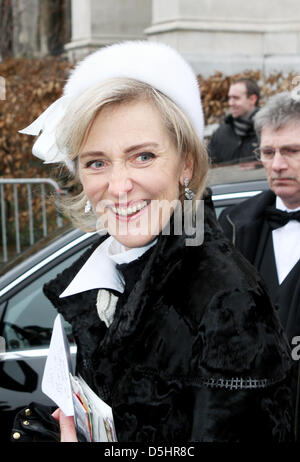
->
[20, 40, 205, 171]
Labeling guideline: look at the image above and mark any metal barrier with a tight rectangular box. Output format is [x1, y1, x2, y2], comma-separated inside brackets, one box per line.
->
[0, 178, 63, 263]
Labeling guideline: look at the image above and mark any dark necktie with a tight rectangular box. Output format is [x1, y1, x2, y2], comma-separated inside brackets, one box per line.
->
[265, 206, 300, 230]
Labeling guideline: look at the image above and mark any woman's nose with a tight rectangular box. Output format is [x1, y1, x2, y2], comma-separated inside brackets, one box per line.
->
[107, 165, 133, 197]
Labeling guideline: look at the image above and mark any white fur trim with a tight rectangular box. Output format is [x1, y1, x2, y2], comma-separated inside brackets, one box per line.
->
[64, 41, 204, 139]
[20, 41, 204, 169]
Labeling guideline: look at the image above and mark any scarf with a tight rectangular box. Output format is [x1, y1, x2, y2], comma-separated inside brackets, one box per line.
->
[232, 108, 259, 137]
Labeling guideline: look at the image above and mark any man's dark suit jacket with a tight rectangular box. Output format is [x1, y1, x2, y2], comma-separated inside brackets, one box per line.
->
[218, 189, 300, 343]
[219, 190, 300, 439]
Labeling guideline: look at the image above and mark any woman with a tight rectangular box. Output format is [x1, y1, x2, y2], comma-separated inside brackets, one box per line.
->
[14, 41, 293, 442]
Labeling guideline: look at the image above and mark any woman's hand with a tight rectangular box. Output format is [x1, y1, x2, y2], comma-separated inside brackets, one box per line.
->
[52, 408, 78, 442]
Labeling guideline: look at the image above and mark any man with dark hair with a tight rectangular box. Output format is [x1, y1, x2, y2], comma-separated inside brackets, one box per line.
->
[219, 91, 300, 439]
[208, 78, 260, 165]
[233, 77, 260, 108]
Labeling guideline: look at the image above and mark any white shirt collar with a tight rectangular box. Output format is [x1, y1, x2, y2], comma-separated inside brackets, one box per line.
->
[59, 236, 156, 298]
[273, 196, 300, 284]
[276, 196, 300, 212]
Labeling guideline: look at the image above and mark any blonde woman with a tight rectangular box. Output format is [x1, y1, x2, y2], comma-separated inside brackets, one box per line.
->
[13, 42, 293, 442]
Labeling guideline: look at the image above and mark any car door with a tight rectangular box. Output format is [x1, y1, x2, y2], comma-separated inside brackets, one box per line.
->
[0, 232, 98, 441]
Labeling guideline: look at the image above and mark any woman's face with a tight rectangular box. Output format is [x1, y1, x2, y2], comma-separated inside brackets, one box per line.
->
[78, 99, 192, 248]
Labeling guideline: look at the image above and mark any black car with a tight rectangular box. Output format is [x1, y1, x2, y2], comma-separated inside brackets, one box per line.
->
[0, 168, 268, 441]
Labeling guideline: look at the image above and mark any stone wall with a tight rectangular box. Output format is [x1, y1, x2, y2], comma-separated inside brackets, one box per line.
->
[145, 0, 300, 76]
[2, 0, 300, 76]
[65, 0, 152, 61]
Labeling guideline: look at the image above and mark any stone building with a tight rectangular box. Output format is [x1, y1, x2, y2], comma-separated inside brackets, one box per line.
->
[1, 0, 300, 76]
[0, 0, 71, 59]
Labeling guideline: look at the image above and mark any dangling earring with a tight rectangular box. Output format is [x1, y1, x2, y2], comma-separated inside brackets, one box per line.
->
[184, 178, 194, 200]
[85, 199, 92, 214]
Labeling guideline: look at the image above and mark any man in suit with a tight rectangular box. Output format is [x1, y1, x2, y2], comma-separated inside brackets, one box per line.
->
[208, 78, 260, 165]
[219, 92, 300, 438]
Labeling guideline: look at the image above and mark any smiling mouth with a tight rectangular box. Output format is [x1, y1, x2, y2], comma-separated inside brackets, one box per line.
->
[111, 200, 150, 217]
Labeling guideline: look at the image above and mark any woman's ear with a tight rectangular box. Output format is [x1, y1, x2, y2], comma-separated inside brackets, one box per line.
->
[180, 153, 194, 186]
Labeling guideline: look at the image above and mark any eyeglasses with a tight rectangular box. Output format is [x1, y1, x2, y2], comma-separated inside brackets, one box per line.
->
[254, 145, 300, 162]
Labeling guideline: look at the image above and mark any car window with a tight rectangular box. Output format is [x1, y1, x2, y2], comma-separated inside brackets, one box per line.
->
[1, 245, 88, 352]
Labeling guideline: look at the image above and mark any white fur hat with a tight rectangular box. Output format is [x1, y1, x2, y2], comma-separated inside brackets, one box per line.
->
[20, 40, 204, 171]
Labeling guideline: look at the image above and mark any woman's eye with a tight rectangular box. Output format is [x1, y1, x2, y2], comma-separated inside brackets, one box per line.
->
[136, 152, 155, 163]
[86, 160, 105, 169]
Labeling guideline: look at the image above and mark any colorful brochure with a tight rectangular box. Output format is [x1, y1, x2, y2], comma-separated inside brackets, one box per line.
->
[42, 314, 117, 442]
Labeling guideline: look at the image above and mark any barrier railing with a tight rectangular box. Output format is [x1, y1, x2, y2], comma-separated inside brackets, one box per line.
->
[0, 178, 63, 263]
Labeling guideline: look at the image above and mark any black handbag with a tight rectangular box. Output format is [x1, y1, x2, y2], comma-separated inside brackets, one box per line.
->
[11, 402, 60, 442]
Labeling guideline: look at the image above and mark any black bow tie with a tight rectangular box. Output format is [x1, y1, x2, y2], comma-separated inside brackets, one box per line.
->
[265, 206, 300, 230]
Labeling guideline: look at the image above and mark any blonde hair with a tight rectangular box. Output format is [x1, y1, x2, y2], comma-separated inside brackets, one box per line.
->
[56, 78, 209, 232]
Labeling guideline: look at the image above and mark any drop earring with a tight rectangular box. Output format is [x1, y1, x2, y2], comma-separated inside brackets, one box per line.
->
[184, 178, 194, 200]
[85, 199, 92, 214]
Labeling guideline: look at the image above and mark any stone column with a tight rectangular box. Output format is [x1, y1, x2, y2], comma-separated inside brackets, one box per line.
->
[10, 0, 69, 58]
[145, 0, 300, 76]
[11, 0, 39, 57]
[65, 0, 152, 61]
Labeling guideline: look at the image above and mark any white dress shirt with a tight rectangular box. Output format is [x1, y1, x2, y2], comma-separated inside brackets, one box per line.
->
[272, 197, 300, 285]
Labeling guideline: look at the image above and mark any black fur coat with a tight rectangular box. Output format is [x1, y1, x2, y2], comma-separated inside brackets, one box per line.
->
[43, 194, 294, 442]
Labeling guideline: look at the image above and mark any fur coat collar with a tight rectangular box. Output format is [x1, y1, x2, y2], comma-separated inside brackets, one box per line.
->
[44, 192, 293, 441]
